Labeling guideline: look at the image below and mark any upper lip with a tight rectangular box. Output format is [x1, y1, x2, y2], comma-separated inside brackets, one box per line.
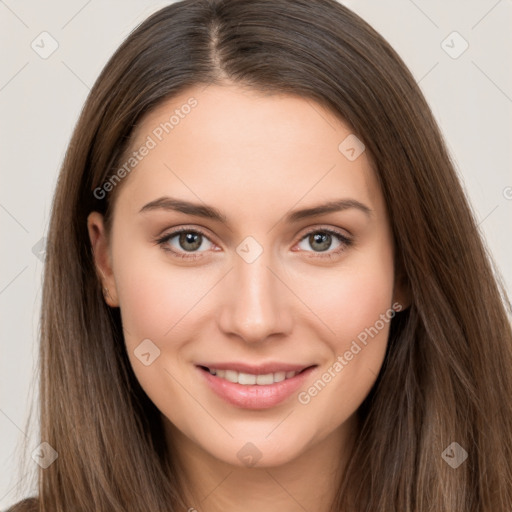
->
[196, 362, 316, 374]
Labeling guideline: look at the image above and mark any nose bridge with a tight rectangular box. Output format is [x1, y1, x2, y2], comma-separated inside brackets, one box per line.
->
[217, 240, 289, 343]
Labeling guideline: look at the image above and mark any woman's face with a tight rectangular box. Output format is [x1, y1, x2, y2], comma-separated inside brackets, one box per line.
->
[88, 83, 404, 468]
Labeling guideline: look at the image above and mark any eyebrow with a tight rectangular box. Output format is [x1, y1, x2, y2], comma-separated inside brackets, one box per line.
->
[139, 196, 372, 223]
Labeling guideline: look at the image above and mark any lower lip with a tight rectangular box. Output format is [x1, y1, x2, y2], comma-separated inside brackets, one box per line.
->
[197, 366, 317, 409]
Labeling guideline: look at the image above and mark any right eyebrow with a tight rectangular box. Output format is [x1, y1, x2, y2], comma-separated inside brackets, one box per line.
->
[139, 196, 228, 223]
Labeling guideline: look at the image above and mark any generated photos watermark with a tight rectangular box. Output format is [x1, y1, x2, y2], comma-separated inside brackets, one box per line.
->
[93, 97, 198, 200]
[297, 301, 403, 405]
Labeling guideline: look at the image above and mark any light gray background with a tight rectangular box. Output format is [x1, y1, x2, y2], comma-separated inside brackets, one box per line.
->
[1, 0, 511, 508]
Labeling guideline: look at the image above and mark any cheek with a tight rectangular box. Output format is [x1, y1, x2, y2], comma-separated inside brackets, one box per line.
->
[112, 249, 207, 416]
[295, 241, 395, 420]
[297, 237, 395, 344]
[113, 244, 211, 344]
[325, 265, 394, 342]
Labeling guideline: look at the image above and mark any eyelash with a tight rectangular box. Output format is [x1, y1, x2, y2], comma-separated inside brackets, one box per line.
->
[154, 226, 353, 261]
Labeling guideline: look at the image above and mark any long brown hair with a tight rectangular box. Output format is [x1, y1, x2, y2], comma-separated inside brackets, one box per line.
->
[8, 0, 512, 510]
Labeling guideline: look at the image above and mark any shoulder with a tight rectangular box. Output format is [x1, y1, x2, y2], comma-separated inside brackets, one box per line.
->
[4, 497, 39, 512]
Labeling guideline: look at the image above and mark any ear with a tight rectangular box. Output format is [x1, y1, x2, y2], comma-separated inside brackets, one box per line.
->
[87, 211, 119, 307]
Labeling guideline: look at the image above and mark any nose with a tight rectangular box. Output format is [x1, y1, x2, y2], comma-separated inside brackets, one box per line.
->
[216, 248, 293, 344]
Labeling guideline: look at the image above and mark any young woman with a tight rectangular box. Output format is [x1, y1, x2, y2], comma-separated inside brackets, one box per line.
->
[8, 0, 512, 510]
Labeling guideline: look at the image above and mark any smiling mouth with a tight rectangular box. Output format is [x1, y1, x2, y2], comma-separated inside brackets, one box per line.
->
[197, 365, 314, 386]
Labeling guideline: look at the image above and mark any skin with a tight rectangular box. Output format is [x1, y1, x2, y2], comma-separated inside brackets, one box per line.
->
[88, 82, 408, 512]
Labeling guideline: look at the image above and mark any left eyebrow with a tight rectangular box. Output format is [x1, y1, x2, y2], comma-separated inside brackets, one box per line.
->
[285, 199, 373, 222]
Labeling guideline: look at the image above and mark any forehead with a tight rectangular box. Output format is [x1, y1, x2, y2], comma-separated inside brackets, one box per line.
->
[115, 83, 382, 220]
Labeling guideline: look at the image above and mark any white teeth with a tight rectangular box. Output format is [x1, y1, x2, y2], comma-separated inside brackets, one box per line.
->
[224, 370, 238, 383]
[256, 373, 274, 385]
[238, 372, 257, 385]
[273, 371, 286, 383]
[206, 367, 300, 385]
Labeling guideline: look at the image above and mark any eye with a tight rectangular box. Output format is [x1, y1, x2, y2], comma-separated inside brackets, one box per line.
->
[155, 226, 353, 261]
[155, 227, 215, 260]
[296, 228, 352, 259]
